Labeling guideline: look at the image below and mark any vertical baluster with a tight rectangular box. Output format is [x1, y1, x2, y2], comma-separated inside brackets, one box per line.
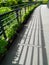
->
[29, 4, 30, 11]
[30, 4, 31, 10]
[24, 6, 26, 14]
[31, 3, 32, 10]
[27, 5, 28, 13]
[30, 5, 31, 7]
[15, 9, 19, 24]
[20, 9, 22, 23]
[28, 5, 29, 12]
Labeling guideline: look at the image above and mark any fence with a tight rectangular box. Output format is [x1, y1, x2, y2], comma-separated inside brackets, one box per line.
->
[0, 2, 38, 41]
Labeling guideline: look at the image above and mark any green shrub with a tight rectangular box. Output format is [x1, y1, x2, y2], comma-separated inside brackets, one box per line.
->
[17, 0, 22, 4]
[0, 0, 18, 7]
[5, 20, 19, 39]
[0, 7, 11, 55]
[0, 38, 8, 54]
[42, 0, 48, 4]
[0, 0, 23, 7]
[0, 7, 11, 14]
[6, 0, 17, 6]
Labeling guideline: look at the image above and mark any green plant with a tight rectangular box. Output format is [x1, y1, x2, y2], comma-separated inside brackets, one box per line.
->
[0, 7, 18, 39]
[6, 0, 17, 6]
[0, 38, 8, 54]
[0, 7, 11, 14]
[5, 20, 19, 39]
[43, 0, 48, 4]
[17, 0, 22, 4]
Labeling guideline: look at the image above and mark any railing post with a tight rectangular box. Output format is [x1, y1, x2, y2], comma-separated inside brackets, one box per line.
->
[29, 4, 30, 11]
[30, 5, 32, 9]
[24, 6, 26, 14]
[15, 9, 19, 23]
[28, 5, 29, 12]
[0, 17, 7, 39]
[31, 3, 32, 10]
[30, 4, 31, 9]
[20, 9, 22, 23]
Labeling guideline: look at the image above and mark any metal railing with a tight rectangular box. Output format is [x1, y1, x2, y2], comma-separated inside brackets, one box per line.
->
[0, 2, 38, 40]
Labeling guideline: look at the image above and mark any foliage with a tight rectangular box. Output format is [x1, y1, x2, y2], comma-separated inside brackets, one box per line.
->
[0, 0, 23, 7]
[17, 0, 22, 4]
[0, 7, 11, 55]
[0, 38, 8, 54]
[42, 0, 48, 4]
[5, 19, 19, 39]
[0, 7, 11, 14]
[6, 0, 17, 6]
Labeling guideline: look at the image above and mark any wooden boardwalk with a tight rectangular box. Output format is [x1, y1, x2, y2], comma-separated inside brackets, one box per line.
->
[0, 5, 49, 65]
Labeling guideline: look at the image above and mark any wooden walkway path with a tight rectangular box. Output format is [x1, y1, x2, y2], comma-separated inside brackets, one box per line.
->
[0, 5, 49, 65]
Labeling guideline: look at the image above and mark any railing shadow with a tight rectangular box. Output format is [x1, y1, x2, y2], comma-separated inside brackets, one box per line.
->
[30, 19, 37, 65]
[23, 15, 36, 65]
[38, 20, 39, 65]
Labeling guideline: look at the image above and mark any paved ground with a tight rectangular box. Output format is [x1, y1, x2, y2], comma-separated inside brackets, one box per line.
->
[0, 5, 49, 65]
